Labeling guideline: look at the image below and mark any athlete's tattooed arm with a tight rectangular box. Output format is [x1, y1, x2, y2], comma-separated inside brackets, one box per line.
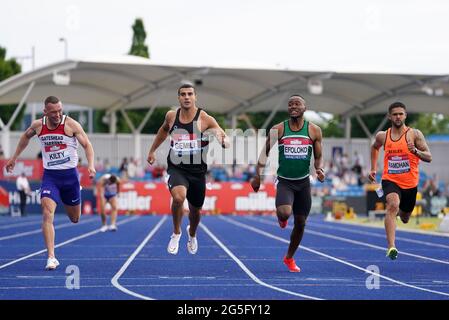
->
[409, 129, 432, 163]
[4, 120, 41, 173]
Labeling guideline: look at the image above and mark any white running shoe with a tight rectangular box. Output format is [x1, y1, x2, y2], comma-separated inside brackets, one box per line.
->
[167, 232, 181, 255]
[108, 224, 117, 232]
[186, 225, 198, 255]
[45, 257, 60, 271]
[100, 225, 108, 232]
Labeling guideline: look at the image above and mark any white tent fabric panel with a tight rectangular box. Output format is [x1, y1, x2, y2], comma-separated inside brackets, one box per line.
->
[0, 56, 448, 116]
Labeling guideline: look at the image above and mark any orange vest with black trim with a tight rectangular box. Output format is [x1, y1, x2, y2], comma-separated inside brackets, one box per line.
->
[382, 127, 420, 189]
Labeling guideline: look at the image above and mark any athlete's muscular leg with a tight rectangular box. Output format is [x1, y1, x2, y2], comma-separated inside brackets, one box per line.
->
[187, 203, 201, 237]
[286, 214, 306, 259]
[385, 193, 400, 248]
[64, 204, 81, 223]
[398, 210, 412, 224]
[170, 186, 187, 234]
[109, 197, 118, 225]
[100, 197, 107, 225]
[276, 205, 292, 223]
[41, 198, 57, 258]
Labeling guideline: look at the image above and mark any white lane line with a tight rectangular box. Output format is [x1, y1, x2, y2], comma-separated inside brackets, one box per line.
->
[200, 223, 323, 300]
[0, 217, 97, 241]
[306, 220, 449, 249]
[310, 217, 449, 238]
[111, 215, 167, 300]
[0, 216, 140, 271]
[255, 215, 449, 250]
[221, 216, 449, 298]
[246, 216, 449, 265]
[0, 218, 62, 230]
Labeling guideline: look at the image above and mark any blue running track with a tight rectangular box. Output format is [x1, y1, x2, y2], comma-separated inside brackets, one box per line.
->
[0, 214, 448, 300]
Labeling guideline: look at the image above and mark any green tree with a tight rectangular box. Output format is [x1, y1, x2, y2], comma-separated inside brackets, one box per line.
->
[129, 18, 150, 58]
[101, 18, 153, 134]
[0, 46, 23, 130]
[410, 113, 449, 135]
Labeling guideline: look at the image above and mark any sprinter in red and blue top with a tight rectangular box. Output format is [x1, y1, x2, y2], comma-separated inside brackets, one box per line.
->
[5, 96, 95, 270]
[147, 84, 229, 256]
[370, 101, 432, 260]
[251, 94, 325, 273]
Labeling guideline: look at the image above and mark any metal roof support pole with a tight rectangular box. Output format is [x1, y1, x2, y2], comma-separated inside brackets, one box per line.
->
[345, 116, 351, 140]
[261, 92, 289, 130]
[119, 109, 136, 132]
[6, 81, 35, 128]
[134, 132, 142, 164]
[136, 89, 166, 133]
[31, 103, 37, 122]
[110, 111, 117, 135]
[238, 114, 255, 130]
[1, 127, 9, 158]
[1, 81, 35, 157]
[345, 116, 352, 159]
[355, 114, 372, 138]
[88, 109, 93, 134]
[374, 114, 390, 134]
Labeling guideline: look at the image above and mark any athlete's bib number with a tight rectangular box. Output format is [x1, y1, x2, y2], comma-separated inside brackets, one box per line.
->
[388, 155, 411, 174]
[283, 138, 310, 159]
[172, 135, 201, 155]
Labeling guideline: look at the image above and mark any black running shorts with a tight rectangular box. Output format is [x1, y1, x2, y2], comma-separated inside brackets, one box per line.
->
[381, 179, 417, 213]
[167, 166, 206, 208]
[275, 176, 312, 217]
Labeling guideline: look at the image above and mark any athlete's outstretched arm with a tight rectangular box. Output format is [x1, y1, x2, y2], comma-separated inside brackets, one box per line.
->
[369, 131, 385, 182]
[311, 124, 325, 182]
[409, 129, 432, 163]
[250, 123, 282, 192]
[5, 120, 40, 173]
[147, 111, 172, 165]
[71, 119, 96, 178]
[204, 114, 229, 148]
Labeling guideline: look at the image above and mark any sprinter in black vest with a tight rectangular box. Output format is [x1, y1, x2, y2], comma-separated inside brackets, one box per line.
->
[147, 84, 229, 255]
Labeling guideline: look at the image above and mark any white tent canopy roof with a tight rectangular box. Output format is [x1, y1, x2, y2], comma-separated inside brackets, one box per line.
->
[1, 56, 449, 117]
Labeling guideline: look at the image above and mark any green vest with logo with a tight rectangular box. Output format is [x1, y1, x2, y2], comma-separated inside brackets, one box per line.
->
[277, 120, 313, 180]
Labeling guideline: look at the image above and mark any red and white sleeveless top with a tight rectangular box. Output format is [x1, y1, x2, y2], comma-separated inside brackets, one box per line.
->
[38, 115, 79, 170]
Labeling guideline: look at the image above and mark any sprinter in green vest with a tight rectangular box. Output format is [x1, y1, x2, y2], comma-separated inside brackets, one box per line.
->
[251, 94, 325, 272]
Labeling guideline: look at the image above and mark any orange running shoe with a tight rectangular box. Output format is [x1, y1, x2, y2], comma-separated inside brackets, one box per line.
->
[283, 256, 300, 272]
[278, 219, 288, 229]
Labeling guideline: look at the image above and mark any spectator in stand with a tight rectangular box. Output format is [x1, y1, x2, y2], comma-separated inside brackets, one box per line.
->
[127, 157, 137, 178]
[422, 174, 441, 197]
[151, 161, 166, 180]
[119, 157, 128, 179]
[104, 159, 111, 172]
[95, 157, 105, 172]
[16, 172, 31, 216]
[351, 151, 364, 186]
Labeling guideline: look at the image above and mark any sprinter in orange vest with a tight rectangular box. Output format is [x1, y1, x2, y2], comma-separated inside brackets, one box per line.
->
[369, 102, 432, 260]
